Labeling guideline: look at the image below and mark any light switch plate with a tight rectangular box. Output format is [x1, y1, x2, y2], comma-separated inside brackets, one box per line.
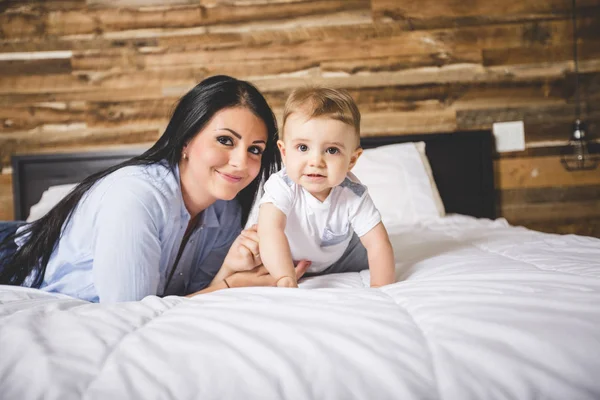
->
[492, 121, 526, 152]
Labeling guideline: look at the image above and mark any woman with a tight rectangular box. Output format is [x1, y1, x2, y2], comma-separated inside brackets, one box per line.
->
[0, 75, 309, 303]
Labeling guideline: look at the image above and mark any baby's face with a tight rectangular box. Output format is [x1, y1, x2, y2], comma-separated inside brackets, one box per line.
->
[278, 114, 362, 202]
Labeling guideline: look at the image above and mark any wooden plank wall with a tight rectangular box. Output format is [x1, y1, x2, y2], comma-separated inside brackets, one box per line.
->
[0, 0, 599, 237]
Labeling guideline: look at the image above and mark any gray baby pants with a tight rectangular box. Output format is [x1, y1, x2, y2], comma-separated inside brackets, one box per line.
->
[304, 232, 369, 277]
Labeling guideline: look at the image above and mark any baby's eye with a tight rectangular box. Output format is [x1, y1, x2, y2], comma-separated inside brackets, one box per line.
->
[297, 144, 308, 152]
[326, 147, 340, 155]
[217, 136, 233, 146]
[249, 146, 264, 155]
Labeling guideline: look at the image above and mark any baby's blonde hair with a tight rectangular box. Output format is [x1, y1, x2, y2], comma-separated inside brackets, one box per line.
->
[281, 87, 361, 143]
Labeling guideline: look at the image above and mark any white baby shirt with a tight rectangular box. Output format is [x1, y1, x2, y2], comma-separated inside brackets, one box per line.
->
[259, 168, 381, 273]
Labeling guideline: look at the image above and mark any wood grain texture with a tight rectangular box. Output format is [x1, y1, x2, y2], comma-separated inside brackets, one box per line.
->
[497, 181, 600, 238]
[87, 0, 200, 6]
[372, 0, 600, 27]
[523, 218, 600, 237]
[501, 199, 600, 221]
[498, 142, 600, 158]
[0, 1, 370, 38]
[0, 125, 160, 165]
[499, 185, 600, 204]
[0, 173, 13, 220]
[496, 156, 600, 189]
[0, 0, 599, 237]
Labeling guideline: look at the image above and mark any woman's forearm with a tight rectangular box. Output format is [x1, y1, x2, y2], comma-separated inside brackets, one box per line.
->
[186, 280, 229, 297]
[209, 264, 234, 287]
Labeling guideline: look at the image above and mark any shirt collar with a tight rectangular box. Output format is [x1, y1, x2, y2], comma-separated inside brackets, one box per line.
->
[203, 204, 220, 228]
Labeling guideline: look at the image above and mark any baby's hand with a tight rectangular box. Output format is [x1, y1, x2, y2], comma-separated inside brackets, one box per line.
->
[276, 276, 298, 288]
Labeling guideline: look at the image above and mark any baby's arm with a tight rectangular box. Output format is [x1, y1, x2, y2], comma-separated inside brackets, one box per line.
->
[359, 222, 395, 287]
[257, 203, 298, 288]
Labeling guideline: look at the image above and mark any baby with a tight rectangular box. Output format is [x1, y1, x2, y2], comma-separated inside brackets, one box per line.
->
[257, 87, 395, 288]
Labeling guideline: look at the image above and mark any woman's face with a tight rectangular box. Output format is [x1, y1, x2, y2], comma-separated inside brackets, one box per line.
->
[180, 106, 268, 215]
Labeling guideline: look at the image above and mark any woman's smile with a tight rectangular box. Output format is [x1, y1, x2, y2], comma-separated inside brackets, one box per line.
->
[216, 170, 244, 183]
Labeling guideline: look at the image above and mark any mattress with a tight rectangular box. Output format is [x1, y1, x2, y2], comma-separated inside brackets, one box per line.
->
[1, 215, 599, 400]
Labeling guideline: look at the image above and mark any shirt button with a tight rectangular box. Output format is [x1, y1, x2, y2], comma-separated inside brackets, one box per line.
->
[179, 272, 183, 276]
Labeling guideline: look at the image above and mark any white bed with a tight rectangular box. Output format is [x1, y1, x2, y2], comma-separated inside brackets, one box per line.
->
[1, 215, 599, 400]
[4, 132, 599, 399]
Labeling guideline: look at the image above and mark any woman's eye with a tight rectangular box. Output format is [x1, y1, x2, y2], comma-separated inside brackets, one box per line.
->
[249, 146, 264, 155]
[217, 136, 233, 146]
[326, 147, 339, 155]
[297, 144, 308, 152]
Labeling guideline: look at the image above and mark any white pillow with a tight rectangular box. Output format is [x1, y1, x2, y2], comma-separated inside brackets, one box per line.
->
[414, 141, 445, 217]
[352, 142, 444, 228]
[27, 183, 78, 222]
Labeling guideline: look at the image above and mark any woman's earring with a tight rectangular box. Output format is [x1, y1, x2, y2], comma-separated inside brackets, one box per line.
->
[183, 152, 188, 160]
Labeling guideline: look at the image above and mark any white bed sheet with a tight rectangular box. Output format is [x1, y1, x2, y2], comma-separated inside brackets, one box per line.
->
[1, 215, 599, 400]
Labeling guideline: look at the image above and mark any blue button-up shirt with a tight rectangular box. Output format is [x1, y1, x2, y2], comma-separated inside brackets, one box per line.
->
[20, 161, 242, 303]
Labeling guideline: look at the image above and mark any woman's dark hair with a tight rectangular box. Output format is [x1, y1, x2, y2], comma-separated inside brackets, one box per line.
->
[0, 75, 280, 287]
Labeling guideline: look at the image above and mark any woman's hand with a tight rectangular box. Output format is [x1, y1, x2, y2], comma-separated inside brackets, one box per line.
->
[186, 260, 311, 297]
[227, 260, 311, 288]
[221, 225, 262, 275]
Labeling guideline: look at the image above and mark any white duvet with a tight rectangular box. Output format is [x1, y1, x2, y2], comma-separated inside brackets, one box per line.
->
[1, 215, 599, 400]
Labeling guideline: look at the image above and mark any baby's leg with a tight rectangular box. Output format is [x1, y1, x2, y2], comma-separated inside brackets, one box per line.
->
[305, 232, 368, 276]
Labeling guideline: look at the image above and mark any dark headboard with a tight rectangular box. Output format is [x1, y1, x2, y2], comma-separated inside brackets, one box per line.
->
[12, 131, 495, 221]
[11, 148, 146, 221]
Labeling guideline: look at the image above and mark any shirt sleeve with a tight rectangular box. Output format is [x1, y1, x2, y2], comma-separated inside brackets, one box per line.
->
[348, 189, 382, 237]
[186, 201, 242, 293]
[92, 178, 163, 303]
[259, 172, 295, 216]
